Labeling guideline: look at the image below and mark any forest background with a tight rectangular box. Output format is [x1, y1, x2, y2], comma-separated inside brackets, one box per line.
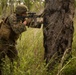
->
[0, 0, 76, 75]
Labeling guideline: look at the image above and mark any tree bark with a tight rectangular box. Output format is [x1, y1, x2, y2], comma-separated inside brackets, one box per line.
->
[43, 0, 75, 71]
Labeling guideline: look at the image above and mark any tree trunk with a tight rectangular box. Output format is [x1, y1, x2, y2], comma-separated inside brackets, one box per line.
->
[9, 0, 14, 14]
[43, 0, 75, 71]
[1, 0, 8, 18]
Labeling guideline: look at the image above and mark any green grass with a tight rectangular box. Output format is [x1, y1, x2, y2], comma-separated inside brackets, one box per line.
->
[72, 16, 76, 56]
[16, 27, 45, 75]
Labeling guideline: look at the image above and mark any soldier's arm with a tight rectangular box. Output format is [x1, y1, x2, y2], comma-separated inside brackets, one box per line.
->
[8, 14, 27, 34]
[26, 18, 43, 28]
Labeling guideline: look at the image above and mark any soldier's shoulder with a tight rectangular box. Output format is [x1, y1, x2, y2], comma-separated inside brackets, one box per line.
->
[9, 13, 16, 18]
[8, 13, 16, 20]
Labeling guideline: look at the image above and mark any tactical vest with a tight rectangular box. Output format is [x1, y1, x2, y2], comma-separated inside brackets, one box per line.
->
[0, 19, 11, 40]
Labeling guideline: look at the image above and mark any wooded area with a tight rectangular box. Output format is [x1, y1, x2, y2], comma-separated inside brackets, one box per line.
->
[0, 0, 76, 75]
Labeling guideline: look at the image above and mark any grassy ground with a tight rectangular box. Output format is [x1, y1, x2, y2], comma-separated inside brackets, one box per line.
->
[72, 16, 76, 56]
[14, 27, 45, 75]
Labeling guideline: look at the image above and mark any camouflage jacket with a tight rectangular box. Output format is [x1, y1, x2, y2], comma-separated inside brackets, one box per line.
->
[26, 18, 42, 28]
[7, 13, 26, 34]
[5, 13, 26, 43]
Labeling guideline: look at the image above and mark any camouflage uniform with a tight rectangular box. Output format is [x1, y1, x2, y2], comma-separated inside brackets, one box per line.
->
[0, 5, 27, 75]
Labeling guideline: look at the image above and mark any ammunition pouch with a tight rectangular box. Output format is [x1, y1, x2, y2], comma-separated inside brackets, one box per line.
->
[0, 23, 11, 40]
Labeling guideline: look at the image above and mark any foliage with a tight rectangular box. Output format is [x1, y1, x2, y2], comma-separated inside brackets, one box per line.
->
[60, 58, 76, 75]
[0, 0, 44, 18]
[74, 0, 76, 7]
[24, 0, 44, 13]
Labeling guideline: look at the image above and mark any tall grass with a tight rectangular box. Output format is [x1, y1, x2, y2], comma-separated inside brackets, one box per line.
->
[17, 27, 45, 75]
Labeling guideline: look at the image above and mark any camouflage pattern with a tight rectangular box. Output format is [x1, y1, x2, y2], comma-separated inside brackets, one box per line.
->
[26, 18, 42, 28]
[0, 13, 26, 75]
[7, 13, 26, 34]
[15, 5, 28, 15]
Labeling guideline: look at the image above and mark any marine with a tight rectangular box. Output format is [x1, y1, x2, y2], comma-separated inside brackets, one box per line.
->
[0, 4, 28, 75]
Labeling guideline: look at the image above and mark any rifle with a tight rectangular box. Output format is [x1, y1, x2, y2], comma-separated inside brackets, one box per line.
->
[26, 12, 42, 18]
[17, 12, 43, 27]
[27, 12, 43, 26]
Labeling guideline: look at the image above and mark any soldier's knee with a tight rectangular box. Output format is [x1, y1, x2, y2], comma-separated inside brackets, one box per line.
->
[7, 47, 18, 61]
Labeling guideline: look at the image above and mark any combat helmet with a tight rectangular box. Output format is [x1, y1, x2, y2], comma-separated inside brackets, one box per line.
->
[15, 5, 28, 15]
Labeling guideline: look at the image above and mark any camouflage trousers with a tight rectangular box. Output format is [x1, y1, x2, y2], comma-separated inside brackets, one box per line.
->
[0, 40, 19, 75]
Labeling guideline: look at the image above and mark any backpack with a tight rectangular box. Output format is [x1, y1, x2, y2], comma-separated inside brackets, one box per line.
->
[0, 18, 11, 40]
